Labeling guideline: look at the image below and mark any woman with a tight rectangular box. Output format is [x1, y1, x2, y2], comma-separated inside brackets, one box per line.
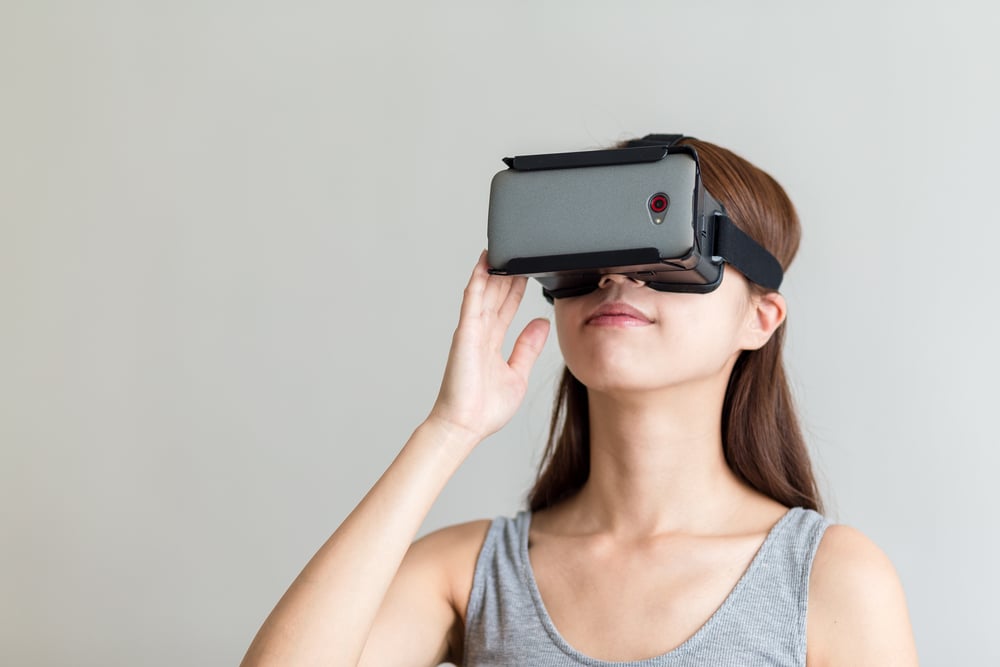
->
[242, 138, 919, 666]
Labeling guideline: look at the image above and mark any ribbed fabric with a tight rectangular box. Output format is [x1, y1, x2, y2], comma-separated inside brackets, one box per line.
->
[464, 507, 829, 666]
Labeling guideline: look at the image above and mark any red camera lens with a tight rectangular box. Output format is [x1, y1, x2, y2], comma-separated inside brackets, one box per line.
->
[649, 194, 669, 213]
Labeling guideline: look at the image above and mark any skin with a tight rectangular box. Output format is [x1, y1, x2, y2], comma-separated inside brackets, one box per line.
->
[241, 253, 919, 667]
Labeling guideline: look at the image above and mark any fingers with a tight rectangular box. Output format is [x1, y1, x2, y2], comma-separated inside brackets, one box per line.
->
[507, 318, 551, 379]
[481, 259, 508, 314]
[496, 275, 528, 328]
[459, 251, 488, 320]
[462, 250, 524, 322]
[460, 252, 541, 361]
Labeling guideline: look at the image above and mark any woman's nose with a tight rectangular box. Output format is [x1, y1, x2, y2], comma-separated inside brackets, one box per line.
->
[598, 273, 647, 289]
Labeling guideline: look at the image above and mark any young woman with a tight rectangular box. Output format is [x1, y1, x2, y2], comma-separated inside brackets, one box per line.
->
[242, 138, 919, 666]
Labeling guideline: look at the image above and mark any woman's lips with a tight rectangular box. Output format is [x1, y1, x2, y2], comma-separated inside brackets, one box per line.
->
[585, 301, 653, 327]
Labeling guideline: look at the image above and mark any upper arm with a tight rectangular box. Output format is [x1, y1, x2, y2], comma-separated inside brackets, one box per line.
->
[358, 519, 491, 667]
[807, 524, 919, 667]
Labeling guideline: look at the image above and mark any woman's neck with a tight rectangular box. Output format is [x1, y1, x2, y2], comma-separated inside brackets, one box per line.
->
[564, 373, 765, 538]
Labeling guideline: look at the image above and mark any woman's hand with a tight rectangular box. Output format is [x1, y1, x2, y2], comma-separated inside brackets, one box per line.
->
[427, 251, 550, 445]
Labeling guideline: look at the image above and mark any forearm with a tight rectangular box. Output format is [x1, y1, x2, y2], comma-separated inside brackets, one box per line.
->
[242, 254, 547, 666]
[241, 418, 477, 667]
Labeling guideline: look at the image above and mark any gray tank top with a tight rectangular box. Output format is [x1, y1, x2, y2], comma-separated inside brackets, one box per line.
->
[464, 507, 829, 666]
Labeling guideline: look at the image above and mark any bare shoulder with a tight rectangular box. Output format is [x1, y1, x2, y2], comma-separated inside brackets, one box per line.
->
[360, 519, 493, 666]
[408, 519, 493, 612]
[807, 524, 919, 666]
[413, 518, 494, 553]
[409, 518, 493, 577]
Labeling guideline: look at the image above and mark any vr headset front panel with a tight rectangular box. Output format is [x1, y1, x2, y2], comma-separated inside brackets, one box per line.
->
[487, 153, 700, 275]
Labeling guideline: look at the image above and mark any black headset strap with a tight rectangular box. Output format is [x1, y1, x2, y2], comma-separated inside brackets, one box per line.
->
[715, 215, 784, 290]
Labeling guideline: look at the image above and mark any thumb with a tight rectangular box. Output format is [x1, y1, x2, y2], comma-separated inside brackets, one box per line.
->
[507, 318, 551, 379]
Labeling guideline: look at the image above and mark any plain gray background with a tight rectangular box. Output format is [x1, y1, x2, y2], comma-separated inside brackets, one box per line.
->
[2, 1, 997, 664]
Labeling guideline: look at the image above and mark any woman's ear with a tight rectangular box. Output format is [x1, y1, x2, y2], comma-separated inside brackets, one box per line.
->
[742, 290, 787, 350]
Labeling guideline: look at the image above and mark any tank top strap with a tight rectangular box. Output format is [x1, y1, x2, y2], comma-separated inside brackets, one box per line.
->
[697, 507, 830, 664]
[464, 511, 531, 625]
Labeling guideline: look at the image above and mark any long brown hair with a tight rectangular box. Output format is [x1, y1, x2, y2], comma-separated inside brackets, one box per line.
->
[527, 138, 823, 514]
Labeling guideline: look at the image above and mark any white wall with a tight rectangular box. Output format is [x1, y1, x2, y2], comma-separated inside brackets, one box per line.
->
[2, 1, 997, 664]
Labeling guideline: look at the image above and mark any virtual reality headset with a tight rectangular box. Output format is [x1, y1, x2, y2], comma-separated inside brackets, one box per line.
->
[486, 134, 784, 302]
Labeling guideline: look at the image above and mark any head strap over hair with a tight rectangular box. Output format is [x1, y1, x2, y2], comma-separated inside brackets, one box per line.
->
[713, 215, 783, 290]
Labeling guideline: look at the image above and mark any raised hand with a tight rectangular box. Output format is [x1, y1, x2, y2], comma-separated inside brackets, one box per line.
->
[428, 251, 550, 445]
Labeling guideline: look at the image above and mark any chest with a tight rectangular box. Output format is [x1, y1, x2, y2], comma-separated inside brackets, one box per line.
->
[527, 532, 766, 662]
